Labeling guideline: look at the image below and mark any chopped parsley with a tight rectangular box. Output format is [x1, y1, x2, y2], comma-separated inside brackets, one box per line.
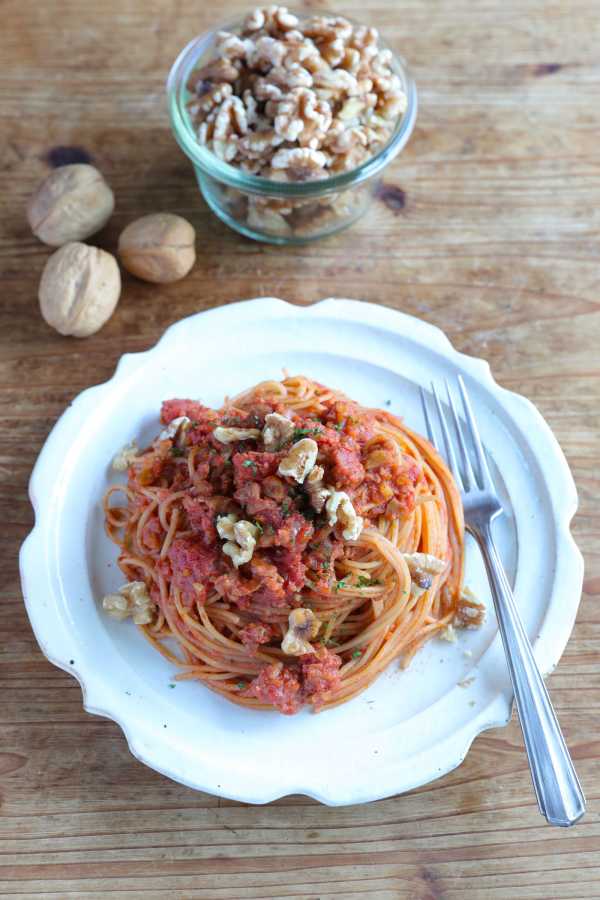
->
[292, 426, 322, 441]
[281, 499, 292, 518]
[170, 446, 186, 457]
[322, 561, 330, 571]
[334, 579, 347, 592]
[242, 459, 257, 474]
[254, 521, 264, 535]
[352, 650, 362, 659]
[237, 681, 247, 690]
[333, 421, 345, 431]
[356, 576, 381, 588]
[190, 419, 199, 427]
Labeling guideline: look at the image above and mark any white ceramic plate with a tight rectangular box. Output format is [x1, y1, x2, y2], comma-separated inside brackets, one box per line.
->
[20, 298, 583, 805]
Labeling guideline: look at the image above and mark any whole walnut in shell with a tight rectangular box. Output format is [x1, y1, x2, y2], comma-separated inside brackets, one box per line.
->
[118, 213, 196, 283]
[27, 164, 115, 247]
[39, 242, 121, 337]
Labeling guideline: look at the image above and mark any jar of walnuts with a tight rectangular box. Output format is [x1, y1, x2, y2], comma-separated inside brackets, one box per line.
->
[167, 7, 417, 244]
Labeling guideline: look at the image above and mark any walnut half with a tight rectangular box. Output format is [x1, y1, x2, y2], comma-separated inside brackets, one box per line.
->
[281, 607, 321, 655]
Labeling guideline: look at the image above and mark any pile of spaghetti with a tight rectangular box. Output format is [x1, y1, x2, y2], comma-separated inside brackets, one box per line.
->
[103, 376, 483, 714]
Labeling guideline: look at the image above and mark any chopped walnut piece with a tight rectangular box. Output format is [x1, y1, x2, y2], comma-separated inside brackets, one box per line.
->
[304, 15, 353, 44]
[262, 412, 294, 449]
[222, 519, 259, 567]
[305, 464, 329, 512]
[213, 425, 261, 443]
[454, 587, 486, 629]
[193, 82, 233, 118]
[247, 199, 292, 236]
[439, 624, 457, 643]
[112, 440, 139, 472]
[238, 129, 284, 159]
[274, 88, 332, 147]
[215, 31, 248, 61]
[216, 513, 239, 541]
[268, 62, 314, 91]
[159, 416, 192, 442]
[271, 146, 328, 177]
[281, 607, 321, 655]
[194, 57, 240, 84]
[278, 437, 318, 483]
[325, 491, 363, 541]
[243, 5, 299, 36]
[403, 552, 447, 598]
[102, 581, 155, 625]
[212, 96, 248, 161]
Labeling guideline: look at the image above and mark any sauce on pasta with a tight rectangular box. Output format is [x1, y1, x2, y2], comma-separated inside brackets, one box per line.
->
[103, 376, 482, 714]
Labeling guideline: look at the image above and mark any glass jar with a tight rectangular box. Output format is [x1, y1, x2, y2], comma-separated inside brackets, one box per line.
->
[166, 15, 417, 244]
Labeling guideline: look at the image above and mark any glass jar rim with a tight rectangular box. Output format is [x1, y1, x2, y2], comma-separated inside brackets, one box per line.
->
[166, 19, 418, 197]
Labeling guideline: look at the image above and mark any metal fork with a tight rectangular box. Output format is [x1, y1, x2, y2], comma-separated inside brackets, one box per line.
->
[421, 376, 585, 827]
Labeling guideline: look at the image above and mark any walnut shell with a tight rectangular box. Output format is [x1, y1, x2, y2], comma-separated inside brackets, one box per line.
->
[118, 213, 196, 283]
[27, 164, 115, 247]
[38, 242, 121, 338]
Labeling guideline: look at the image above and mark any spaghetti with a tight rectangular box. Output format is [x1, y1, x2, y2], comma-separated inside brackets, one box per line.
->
[103, 376, 483, 714]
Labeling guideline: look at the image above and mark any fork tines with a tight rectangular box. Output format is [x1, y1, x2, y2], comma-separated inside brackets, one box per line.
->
[420, 376, 492, 493]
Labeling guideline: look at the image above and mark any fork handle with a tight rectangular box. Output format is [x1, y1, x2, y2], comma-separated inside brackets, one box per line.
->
[469, 519, 585, 827]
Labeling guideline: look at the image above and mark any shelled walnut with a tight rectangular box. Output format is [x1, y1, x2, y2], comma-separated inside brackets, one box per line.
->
[186, 8, 407, 238]
[187, 7, 406, 180]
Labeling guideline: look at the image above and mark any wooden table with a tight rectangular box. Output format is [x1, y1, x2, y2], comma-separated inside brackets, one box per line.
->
[2, 0, 599, 896]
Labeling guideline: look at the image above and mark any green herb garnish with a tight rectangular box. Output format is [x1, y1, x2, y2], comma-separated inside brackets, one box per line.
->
[237, 681, 247, 690]
[242, 459, 257, 474]
[292, 426, 322, 441]
[333, 421, 345, 432]
[170, 446, 186, 457]
[352, 650, 362, 659]
[254, 521, 264, 535]
[356, 576, 381, 588]
[334, 579, 347, 592]
[281, 500, 291, 517]
[322, 561, 330, 571]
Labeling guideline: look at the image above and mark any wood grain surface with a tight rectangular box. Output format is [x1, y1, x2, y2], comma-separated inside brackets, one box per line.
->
[2, 0, 599, 897]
